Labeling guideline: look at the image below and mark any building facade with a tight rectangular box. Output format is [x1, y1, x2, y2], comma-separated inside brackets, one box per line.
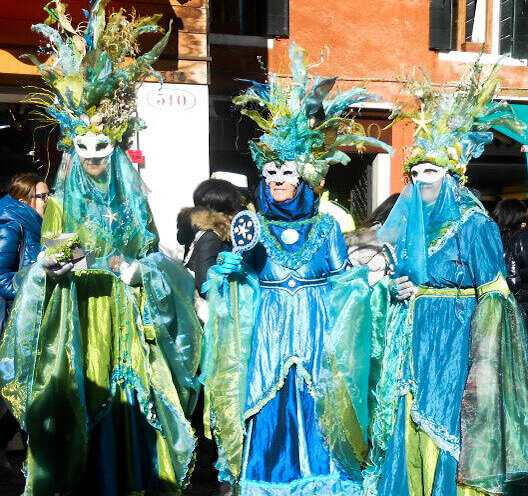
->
[210, 0, 528, 218]
[1, 1, 527, 237]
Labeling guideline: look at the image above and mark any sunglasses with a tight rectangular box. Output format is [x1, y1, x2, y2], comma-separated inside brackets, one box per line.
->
[33, 192, 50, 200]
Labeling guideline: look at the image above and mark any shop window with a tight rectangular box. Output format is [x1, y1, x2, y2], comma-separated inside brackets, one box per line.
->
[429, 0, 528, 58]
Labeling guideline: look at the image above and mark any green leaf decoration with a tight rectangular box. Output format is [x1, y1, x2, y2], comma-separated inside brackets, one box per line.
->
[240, 109, 274, 132]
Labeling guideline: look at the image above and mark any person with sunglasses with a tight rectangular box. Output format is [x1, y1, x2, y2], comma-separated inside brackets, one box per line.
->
[0, 172, 48, 319]
[0, 172, 48, 477]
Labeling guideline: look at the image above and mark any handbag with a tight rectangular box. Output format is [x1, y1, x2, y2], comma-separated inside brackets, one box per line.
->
[0, 224, 26, 336]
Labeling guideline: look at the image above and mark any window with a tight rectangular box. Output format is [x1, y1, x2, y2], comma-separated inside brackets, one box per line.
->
[210, 0, 289, 38]
[429, 0, 528, 59]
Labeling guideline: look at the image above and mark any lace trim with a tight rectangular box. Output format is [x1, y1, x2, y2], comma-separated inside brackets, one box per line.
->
[258, 214, 335, 270]
[240, 473, 362, 496]
[428, 206, 481, 256]
[410, 399, 461, 460]
[243, 356, 317, 420]
[406, 297, 461, 460]
[109, 365, 162, 430]
[393, 378, 461, 460]
[262, 216, 322, 228]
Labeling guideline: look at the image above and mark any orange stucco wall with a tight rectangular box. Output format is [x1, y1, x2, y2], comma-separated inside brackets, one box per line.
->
[269, 0, 528, 193]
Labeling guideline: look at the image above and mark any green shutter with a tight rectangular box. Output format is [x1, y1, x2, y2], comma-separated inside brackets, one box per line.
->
[465, 0, 477, 41]
[429, 0, 454, 51]
[499, 0, 514, 55]
[512, 0, 528, 58]
[265, 0, 289, 38]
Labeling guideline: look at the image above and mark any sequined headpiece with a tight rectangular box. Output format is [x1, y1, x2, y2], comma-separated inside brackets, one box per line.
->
[24, 0, 171, 151]
[233, 43, 392, 190]
[392, 60, 526, 183]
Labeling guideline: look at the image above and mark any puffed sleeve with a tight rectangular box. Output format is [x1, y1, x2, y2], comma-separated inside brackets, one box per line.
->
[466, 213, 508, 296]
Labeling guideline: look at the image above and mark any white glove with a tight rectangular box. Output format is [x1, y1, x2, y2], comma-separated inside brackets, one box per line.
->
[392, 275, 417, 301]
[119, 260, 142, 286]
[40, 251, 74, 280]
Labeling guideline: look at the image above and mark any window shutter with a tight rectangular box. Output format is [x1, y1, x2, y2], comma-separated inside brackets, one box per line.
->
[429, 0, 454, 51]
[465, 0, 477, 41]
[512, 0, 528, 58]
[265, 0, 289, 38]
[500, 0, 515, 54]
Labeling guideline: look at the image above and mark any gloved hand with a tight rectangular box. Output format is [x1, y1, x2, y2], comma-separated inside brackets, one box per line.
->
[391, 275, 417, 301]
[119, 260, 142, 286]
[215, 251, 243, 275]
[41, 256, 74, 280]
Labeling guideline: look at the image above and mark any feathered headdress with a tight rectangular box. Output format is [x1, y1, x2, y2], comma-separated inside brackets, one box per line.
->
[392, 59, 526, 183]
[24, 0, 171, 150]
[233, 43, 393, 190]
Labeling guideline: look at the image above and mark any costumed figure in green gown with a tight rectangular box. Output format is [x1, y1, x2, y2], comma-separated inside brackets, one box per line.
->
[200, 43, 392, 496]
[363, 60, 528, 496]
[0, 2, 201, 494]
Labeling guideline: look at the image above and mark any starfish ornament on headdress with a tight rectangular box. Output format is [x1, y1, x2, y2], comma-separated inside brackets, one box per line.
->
[392, 59, 526, 183]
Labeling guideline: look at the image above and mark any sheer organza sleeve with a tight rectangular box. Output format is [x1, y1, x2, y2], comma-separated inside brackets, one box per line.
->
[315, 265, 373, 474]
[200, 266, 259, 483]
[40, 197, 64, 241]
[458, 215, 528, 493]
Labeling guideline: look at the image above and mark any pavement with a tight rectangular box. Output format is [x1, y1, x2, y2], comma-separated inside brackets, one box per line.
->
[0, 450, 25, 496]
[2, 450, 527, 496]
[0, 448, 220, 496]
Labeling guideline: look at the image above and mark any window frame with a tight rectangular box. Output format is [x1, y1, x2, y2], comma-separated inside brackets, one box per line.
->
[436, 0, 528, 66]
[455, 0, 494, 52]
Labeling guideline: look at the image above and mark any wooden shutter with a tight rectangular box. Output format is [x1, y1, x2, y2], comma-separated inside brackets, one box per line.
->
[512, 0, 528, 58]
[265, 0, 289, 38]
[429, 0, 454, 51]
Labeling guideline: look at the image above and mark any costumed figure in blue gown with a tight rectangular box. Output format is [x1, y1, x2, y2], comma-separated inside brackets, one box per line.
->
[363, 59, 528, 496]
[0, 2, 201, 494]
[200, 43, 392, 496]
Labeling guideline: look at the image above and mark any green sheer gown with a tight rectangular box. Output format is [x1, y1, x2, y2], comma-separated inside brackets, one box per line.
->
[0, 149, 202, 496]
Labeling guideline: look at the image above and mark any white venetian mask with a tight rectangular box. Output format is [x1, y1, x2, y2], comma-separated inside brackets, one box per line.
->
[410, 163, 448, 184]
[73, 132, 115, 159]
[262, 161, 300, 186]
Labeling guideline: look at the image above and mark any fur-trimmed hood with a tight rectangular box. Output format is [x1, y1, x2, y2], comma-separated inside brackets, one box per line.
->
[178, 207, 232, 242]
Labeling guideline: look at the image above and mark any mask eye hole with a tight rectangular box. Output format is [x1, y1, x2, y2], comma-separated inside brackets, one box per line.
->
[96, 142, 109, 151]
[283, 170, 292, 175]
[77, 142, 87, 150]
[411, 170, 419, 177]
[268, 170, 276, 175]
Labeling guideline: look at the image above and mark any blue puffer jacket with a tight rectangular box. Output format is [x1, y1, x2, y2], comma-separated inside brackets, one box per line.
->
[0, 194, 42, 300]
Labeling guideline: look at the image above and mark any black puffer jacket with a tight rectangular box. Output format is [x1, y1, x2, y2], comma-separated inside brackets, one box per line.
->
[505, 227, 528, 314]
[177, 207, 232, 296]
